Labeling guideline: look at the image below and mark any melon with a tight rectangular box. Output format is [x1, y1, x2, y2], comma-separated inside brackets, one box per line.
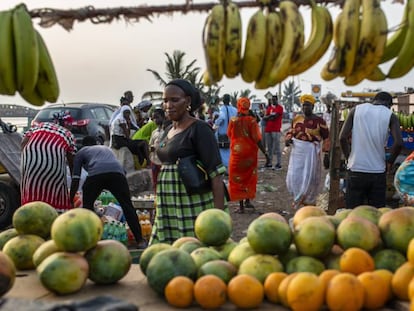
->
[51, 208, 103, 252]
[12, 201, 58, 239]
[37, 252, 89, 295]
[146, 248, 197, 296]
[194, 209, 232, 246]
[84, 240, 132, 284]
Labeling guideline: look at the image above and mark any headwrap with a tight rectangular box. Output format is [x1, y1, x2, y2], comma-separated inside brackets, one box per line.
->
[300, 94, 316, 105]
[237, 97, 250, 114]
[165, 79, 201, 112]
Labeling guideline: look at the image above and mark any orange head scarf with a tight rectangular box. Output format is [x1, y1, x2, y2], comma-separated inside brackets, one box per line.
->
[237, 97, 251, 114]
[300, 94, 316, 105]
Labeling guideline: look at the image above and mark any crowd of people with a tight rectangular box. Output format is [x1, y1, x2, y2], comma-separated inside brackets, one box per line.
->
[18, 80, 405, 247]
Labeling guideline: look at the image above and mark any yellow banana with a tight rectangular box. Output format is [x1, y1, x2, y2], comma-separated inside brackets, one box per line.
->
[268, 1, 304, 87]
[0, 10, 16, 95]
[344, 0, 387, 86]
[380, 2, 409, 64]
[202, 4, 225, 84]
[320, 12, 343, 81]
[388, 0, 414, 79]
[35, 30, 60, 103]
[224, 1, 242, 78]
[13, 3, 39, 94]
[254, 9, 283, 89]
[290, 1, 333, 76]
[241, 9, 267, 83]
[336, 0, 361, 77]
[366, 66, 386, 81]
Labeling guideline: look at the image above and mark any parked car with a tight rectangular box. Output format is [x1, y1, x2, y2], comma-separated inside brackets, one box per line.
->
[31, 102, 117, 148]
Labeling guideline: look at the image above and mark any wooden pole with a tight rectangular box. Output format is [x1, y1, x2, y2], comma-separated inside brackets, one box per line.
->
[327, 100, 341, 215]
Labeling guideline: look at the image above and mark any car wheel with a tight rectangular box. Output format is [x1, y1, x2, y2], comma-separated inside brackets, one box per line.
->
[0, 182, 19, 229]
[96, 136, 105, 145]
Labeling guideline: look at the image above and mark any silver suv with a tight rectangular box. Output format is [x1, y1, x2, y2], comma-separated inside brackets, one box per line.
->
[32, 102, 116, 148]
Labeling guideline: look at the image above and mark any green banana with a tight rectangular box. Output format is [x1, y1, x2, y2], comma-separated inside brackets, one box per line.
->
[35, 30, 59, 103]
[380, 2, 409, 64]
[254, 9, 283, 89]
[268, 1, 304, 87]
[344, 0, 387, 86]
[241, 9, 267, 83]
[20, 87, 45, 107]
[224, 1, 242, 78]
[202, 4, 225, 84]
[290, 1, 333, 76]
[13, 3, 39, 94]
[388, 0, 414, 79]
[0, 10, 16, 95]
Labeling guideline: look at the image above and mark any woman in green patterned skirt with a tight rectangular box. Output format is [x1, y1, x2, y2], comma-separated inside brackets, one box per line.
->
[149, 79, 228, 245]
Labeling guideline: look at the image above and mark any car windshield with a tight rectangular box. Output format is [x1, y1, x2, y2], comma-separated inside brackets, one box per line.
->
[36, 108, 81, 122]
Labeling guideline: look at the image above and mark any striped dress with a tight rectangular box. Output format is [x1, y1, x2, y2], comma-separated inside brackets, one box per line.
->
[20, 122, 76, 212]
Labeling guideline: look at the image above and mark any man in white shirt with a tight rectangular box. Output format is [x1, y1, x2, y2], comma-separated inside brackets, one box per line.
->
[339, 92, 403, 208]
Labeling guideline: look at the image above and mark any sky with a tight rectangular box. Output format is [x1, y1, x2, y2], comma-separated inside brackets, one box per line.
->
[0, 0, 411, 108]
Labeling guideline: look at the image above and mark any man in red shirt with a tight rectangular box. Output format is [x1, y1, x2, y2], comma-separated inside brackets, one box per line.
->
[263, 94, 284, 170]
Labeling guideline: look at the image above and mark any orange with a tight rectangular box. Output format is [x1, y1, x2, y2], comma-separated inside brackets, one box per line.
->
[263, 272, 288, 304]
[227, 274, 264, 309]
[373, 269, 394, 302]
[326, 273, 364, 311]
[193, 275, 227, 309]
[319, 269, 340, 290]
[408, 275, 414, 300]
[339, 247, 375, 275]
[278, 273, 298, 307]
[392, 261, 414, 301]
[164, 276, 194, 308]
[407, 238, 414, 265]
[286, 272, 325, 311]
[357, 271, 390, 309]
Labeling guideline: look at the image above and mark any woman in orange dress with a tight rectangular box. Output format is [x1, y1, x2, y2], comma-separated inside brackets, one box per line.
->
[227, 97, 269, 213]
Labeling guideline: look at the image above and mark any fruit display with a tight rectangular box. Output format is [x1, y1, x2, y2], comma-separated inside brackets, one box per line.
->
[138, 205, 414, 310]
[0, 4, 59, 106]
[202, 0, 414, 88]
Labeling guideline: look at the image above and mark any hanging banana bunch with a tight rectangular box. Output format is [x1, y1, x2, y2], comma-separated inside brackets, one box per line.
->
[202, 0, 242, 85]
[0, 4, 59, 106]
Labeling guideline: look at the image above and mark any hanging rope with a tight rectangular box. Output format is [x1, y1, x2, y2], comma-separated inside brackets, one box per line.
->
[29, 0, 343, 31]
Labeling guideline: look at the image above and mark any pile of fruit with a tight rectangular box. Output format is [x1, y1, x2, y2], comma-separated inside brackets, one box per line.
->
[0, 4, 59, 106]
[0, 201, 132, 296]
[203, 0, 414, 88]
[142, 206, 414, 310]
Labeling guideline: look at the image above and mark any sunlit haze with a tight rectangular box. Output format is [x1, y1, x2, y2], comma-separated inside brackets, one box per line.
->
[0, 0, 411, 108]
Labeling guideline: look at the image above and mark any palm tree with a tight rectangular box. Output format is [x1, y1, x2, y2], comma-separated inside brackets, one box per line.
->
[281, 80, 301, 113]
[143, 50, 202, 102]
[143, 50, 222, 107]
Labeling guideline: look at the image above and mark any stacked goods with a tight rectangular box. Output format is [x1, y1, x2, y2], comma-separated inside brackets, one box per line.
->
[0, 203, 132, 295]
[0, 4, 59, 106]
[142, 206, 414, 310]
[202, 0, 414, 88]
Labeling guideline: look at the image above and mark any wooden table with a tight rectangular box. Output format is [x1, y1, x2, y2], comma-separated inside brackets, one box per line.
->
[3, 265, 410, 311]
